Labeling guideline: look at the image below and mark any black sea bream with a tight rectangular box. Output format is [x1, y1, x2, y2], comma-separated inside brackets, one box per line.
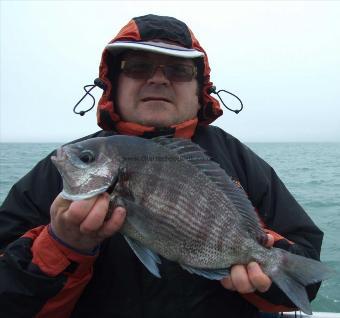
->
[51, 135, 331, 314]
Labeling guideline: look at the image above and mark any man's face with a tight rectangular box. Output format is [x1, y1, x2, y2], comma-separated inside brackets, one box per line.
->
[115, 52, 201, 127]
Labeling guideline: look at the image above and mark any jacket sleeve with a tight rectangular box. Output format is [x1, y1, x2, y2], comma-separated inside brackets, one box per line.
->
[228, 135, 324, 311]
[0, 154, 96, 318]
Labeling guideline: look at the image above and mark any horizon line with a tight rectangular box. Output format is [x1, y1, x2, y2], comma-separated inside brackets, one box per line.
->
[1, 140, 339, 144]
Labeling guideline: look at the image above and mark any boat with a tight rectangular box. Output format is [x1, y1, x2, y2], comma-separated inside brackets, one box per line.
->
[261, 312, 340, 318]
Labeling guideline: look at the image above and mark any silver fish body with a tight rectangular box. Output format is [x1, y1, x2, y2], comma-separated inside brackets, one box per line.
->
[51, 135, 332, 314]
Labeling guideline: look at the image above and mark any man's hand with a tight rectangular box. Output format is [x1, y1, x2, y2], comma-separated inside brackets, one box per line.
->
[50, 193, 126, 252]
[220, 234, 274, 293]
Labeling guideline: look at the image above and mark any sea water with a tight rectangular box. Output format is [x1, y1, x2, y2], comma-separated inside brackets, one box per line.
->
[0, 141, 339, 312]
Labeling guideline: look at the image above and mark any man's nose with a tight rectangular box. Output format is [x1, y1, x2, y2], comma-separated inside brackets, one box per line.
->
[147, 65, 170, 84]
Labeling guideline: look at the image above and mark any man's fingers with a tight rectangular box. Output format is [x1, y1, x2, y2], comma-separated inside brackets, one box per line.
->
[63, 196, 98, 224]
[50, 194, 72, 215]
[99, 206, 126, 238]
[220, 276, 235, 291]
[230, 265, 255, 294]
[80, 193, 111, 233]
[266, 234, 275, 248]
[247, 262, 271, 292]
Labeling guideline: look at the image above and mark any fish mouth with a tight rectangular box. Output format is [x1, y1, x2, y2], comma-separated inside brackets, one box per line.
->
[105, 174, 119, 195]
[60, 188, 108, 201]
[60, 173, 119, 202]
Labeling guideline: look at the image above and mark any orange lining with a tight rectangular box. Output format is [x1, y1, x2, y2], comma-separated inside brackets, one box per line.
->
[116, 117, 198, 139]
[242, 293, 297, 313]
[264, 229, 294, 245]
[29, 226, 96, 277]
[23, 226, 97, 318]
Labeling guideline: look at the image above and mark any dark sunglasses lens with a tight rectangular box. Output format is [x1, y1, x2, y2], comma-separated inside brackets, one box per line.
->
[165, 64, 194, 82]
[122, 61, 195, 82]
[123, 61, 153, 79]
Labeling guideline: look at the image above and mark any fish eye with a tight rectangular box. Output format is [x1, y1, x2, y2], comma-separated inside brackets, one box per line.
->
[79, 150, 96, 164]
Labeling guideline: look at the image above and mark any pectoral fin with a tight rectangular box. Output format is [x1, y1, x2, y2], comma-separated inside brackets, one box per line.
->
[124, 236, 162, 278]
[111, 196, 154, 239]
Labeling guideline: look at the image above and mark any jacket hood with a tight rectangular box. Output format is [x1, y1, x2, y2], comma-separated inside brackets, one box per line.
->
[96, 14, 222, 137]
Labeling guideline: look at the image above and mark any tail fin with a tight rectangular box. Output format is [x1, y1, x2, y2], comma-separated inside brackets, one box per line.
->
[267, 249, 333, 315]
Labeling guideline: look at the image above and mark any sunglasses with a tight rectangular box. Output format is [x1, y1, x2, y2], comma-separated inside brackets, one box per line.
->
[120, 60, 197, 82]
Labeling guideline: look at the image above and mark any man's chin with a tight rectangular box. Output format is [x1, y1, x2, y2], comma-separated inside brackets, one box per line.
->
[131, 107, 177, 127]
[140, 118, 176, 128]
[137, 114, 179, 127]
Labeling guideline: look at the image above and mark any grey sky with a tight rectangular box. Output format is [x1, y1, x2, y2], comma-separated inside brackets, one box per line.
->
[1, 0, 339, 143]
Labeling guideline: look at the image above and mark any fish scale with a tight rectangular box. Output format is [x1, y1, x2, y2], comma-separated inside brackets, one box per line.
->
[131, 167, 213, 233]
[145, 184, 222, 248]
[121, 149, 261, 265]
[127, 173, 253, 268]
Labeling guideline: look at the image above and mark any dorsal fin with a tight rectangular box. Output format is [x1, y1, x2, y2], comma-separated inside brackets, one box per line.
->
[151, 136, 267, 243]
[151, 136, 211, 161]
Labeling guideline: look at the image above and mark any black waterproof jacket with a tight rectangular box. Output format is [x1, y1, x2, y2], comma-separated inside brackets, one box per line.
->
[0, 125, 323, 318]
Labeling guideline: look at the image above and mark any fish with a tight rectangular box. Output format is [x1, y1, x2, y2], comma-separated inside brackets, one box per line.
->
[51, 135, 332, 314]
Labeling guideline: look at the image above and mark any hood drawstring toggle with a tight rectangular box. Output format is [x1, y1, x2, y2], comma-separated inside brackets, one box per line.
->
[73, 78, 107, 116]
[209, 86, 244, 114]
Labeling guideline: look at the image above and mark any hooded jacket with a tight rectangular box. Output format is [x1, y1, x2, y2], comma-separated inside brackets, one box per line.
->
[95, 14, 222, 138]
[0, 15, 323, 318]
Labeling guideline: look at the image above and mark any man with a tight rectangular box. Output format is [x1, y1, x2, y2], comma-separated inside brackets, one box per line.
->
[0, 14, 323, 318]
